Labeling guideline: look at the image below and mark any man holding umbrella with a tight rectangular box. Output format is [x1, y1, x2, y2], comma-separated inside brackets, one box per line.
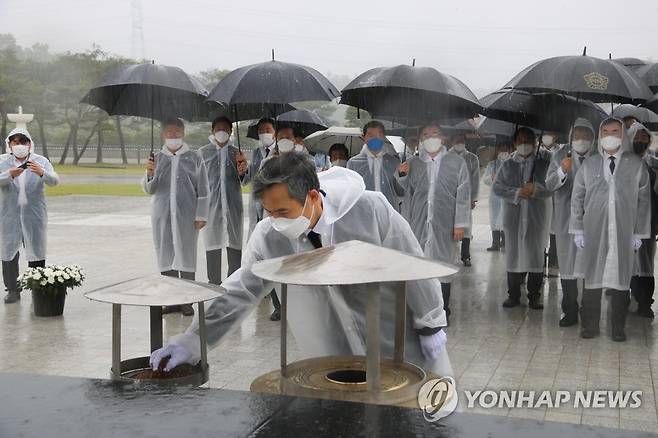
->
[142, 118, 210, 316]
[448, 132, 480, 267]
[541, 131, 562, 274]
[396, 123, 471, 318]
[545, 118, 596, 327]
[570, 117, 651, 341]
[493, 127, 552, 310]
[347, 121, 404, 211]
[198, 116, 248, 286]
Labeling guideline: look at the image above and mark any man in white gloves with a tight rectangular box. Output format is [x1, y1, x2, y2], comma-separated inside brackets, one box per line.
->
[151, 152, 452, 376]
[570, 117, 651, 342]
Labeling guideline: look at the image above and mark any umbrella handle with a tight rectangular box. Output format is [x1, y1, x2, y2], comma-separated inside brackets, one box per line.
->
[233, 105, 241, 153]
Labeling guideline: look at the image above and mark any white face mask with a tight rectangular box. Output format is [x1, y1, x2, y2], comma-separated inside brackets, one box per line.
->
[271, 196, 314, 240]
[497, 152, 510, 161]
[295, 144, 304, 152]
[11, 144, 30, 159]
[213, 130, 230, 144]
[542, 135, 555, 146]
[515, 143, 534, 156]
[571, 139, 592, 154]
[331, 159, 347, 168]
[164, 138, 183, 150]
[259, 133, 274, 148]
[277, 139, 295, 153]
[600, 135, 622, 152]
[422, 137, 443, 154]
[452, 143, 466, 152]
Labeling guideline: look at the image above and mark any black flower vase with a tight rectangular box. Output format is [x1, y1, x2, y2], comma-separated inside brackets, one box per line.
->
[32, 287, 67, 317]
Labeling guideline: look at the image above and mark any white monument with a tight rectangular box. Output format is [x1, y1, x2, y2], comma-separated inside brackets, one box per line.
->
[7, 106, 34, 130]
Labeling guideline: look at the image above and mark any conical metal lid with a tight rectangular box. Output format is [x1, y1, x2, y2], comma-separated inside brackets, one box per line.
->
[251, 240, 458, 286]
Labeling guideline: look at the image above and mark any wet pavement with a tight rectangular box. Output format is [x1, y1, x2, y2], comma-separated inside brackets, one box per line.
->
[1, 184, 657, 433]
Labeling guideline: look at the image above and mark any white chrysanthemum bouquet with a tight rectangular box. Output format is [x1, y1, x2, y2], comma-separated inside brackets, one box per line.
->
[18, 264, 85, 294]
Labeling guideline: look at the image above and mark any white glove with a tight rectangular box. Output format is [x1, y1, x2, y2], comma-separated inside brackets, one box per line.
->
[149, 342, 195, 372]
[633, 239, 642, 250]
[574, 234, 585, 249]
[419, 330, 447, 360]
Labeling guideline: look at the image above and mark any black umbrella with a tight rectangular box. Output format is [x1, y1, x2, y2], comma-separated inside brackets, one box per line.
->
[81, 62, 210, 152]
[246, 108, 329, 139]
[207, 54, 339, 150]
[612, 104, 658, 130]
[476, 117, 518, 140]
[340, 64, 481, 126]
[636, 63, 658, 94]
[481, 88, 607, 134]
[503, 49, 653, 104]
[641, 94, 658, 114]
[611, 57, 647, 72]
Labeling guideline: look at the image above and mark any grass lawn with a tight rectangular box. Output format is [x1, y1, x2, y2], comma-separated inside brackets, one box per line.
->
[53, 163, 146, 175]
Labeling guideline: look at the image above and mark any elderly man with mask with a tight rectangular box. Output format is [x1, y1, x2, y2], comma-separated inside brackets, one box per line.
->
[449, 133, 480, 267]
[397, 124, 470, 318]
[483, 141, 511, 251]
[571, 118, 651, 341]
[628, 123, 657, 319]
[198, 116, 248, 286]
[142, 118, 210, 316]
[328, 143, 349, 168]
[493, 127, 552, 310]
[0, 128, 59, 304]
[245, 118, 277, 237]
[347, 120, 404, 210]
[545, 118, 596, 327]
[150, 152, 452, 377]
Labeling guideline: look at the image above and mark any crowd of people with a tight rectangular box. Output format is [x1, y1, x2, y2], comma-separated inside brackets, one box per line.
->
[1, 112, 655, 376]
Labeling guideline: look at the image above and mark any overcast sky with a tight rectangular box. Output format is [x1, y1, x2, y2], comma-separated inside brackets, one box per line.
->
[1, 0, 657, 96]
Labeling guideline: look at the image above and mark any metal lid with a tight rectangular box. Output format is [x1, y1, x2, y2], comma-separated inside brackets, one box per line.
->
[251, 240, 458, 286]
[84, 275, 223, 306]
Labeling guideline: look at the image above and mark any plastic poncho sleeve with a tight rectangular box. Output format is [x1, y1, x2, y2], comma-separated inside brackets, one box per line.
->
[0, 168, 13, 187]
[195, 160, 210, 222]
[569, 164, 586, 235]
[492, 161, 521, 205]
[469, 155, 480, 201]
[634, 166, 651, 239]
[483, 161, 495, 187]
[374, 193, 447, 330]
[171, 225, 275, 362]
[141, 171, 157, 194]
[41, 158, 59, 186]
[454, 162, 472, 228]
[545, 155, 568, 193]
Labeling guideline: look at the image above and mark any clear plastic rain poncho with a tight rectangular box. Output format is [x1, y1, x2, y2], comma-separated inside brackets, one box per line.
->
[483, 156, 506, 231]
[243, 146, 270, 236]
[493, 148, 553, 273]
[545, 118, 596, 279]
[347, 144, 404, 210]
[0, 128, 59, 261]
[570, 118, 651, 290]
[448, 148, 480, 238]
[173, 166, 452, 376]
[198, 139, 244, 251]
[628, 122, 656, 277]
[395, 148, 470, 281]
[141, 143, 210, 272]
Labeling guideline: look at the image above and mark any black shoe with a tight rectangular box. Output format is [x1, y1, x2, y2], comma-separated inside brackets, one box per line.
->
[528, 299, 544, 310]
[559, 315, 578, 327]
[502, 298, 520, 308]
[581, 328, 598, 339]
[486, 245, 500, 252]
[181, 304, 194, 316]
[270, 309, 281, 321]
[444, 307, 451, 317]
[461, 258, 472, 267]
[637, 308, 655, 319]
[3, 290, 20, 304]
[612, 330, 627, 342]
[162, 305, 181, 315]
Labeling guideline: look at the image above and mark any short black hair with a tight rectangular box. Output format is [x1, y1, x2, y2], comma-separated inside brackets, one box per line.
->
[8, 133, 31, 144]
[161, 117, 185, 130]
[211, 116, 233, 131]
[257, 117, 276, 131]
[512, 126, 535, 142]
[328, 143, 349, 156]
[253, 152, 320, 204]
[362, 120, 386, 136]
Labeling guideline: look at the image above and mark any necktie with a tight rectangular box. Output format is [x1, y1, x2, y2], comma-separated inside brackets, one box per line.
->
[609, 156, 616, 175]
[265, 148, 270, 158]
[578, 156, 585, 165]
[307, 231, 323, 249]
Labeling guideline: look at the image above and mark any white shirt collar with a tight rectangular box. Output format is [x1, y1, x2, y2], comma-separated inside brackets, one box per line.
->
[310, 193, 332, 235]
